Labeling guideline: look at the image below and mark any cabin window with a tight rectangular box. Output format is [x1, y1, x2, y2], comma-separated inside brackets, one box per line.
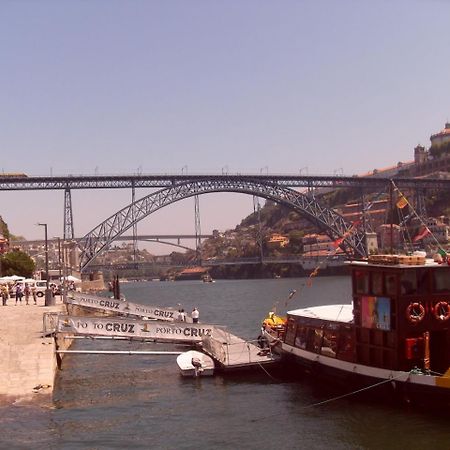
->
[400, 271, 417, 295]
[310, 328, 324, 354]
[433, 269, 450, 293]
[371, 272, 383, 296]
[321, 328, 338, 358]
[385, 274, 397, 297]
[284, 319, 297, 346]
[336, 327, 354, 361]
[294, 326, 308, 349]
[361, 296, 391, 331]
[355, 270, 369, 295]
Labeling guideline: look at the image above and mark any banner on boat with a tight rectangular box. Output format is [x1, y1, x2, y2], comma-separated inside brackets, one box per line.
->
[56, 315, 214, 342]
[65, 292, 178, 322]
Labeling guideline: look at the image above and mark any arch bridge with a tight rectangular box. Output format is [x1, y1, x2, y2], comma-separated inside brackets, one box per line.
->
[78, 178, 369, 271]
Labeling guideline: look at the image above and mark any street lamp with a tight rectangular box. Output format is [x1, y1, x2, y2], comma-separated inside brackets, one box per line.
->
[37, 223, 54, 306]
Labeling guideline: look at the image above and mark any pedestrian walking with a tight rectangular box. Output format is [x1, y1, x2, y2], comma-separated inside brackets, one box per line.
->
[31, 285, 37, 305]
[1, 285, 8, 306]
[24, 283, 31, 305]
[15, 284, 23, 305]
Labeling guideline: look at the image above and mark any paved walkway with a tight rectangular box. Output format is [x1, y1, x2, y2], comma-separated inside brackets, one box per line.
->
[0, 296, 66, 404]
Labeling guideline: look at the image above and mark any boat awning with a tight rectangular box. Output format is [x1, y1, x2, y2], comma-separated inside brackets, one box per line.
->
[287, 304, 353, 323]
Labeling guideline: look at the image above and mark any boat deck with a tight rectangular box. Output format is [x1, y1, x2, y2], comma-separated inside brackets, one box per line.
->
[201, 328, 277, 371]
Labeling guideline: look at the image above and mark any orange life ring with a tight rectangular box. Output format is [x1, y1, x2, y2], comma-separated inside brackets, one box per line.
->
[433, 301, 450, 322]
[406, 302, 425, 324]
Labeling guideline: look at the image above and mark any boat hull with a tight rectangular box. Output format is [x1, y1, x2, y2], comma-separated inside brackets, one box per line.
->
[282, 349, 450, 410]
[176, 350, 215, 377]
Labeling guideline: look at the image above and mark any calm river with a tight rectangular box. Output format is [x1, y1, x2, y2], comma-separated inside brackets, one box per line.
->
[2, 276, 449, 449]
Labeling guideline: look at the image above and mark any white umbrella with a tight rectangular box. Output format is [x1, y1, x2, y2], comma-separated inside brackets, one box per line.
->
[7, 275, 25, 281]
[62, 275, 81, 282]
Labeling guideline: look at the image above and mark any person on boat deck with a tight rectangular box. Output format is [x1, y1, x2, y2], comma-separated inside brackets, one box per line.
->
[192, 307, 199, 323]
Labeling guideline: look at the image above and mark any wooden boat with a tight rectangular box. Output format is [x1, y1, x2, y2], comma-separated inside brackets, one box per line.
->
[202, 273, 215, 283]
[176, 350, 215, 377]
[278, 255, 450, 409]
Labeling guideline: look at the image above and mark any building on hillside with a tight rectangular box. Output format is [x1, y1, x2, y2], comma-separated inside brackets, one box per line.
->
[430, 122, 450, 146]
[303, 234, 336, 253]
[341, 199, 388, 230]
[0, 234, 8, 254]
[422, 217, 449, 244]
[400, 123, 450, 176]
[266, 233, 289, 249]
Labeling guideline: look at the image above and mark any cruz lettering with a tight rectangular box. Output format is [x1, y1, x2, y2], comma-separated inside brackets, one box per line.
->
[99, 300, 120, 309]
[105, 322, 135, 333]
[154, 309, 174, 319]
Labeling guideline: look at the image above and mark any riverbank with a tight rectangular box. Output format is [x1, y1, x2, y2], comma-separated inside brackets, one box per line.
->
[0, 296, 67, 405]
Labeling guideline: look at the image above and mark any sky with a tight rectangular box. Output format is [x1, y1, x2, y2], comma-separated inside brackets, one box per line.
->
[1, 0, 449, 254]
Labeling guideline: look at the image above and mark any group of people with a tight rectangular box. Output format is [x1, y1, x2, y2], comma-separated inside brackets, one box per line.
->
[1, 282, 37, 306]
[177, 307, 200, 323]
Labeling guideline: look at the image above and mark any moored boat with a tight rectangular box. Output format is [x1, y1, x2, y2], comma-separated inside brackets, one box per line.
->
[176, 350, 215, 377]
[278, 254, 450, 409]
[202, 273, 214, 283]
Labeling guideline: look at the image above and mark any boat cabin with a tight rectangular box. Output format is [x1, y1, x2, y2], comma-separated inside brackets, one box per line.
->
[351, 257, 450, 375]
[284, 256, 450, 375]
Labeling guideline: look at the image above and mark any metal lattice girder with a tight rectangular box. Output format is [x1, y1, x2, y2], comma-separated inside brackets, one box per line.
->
[1, 174, 449, 191]
[78, 179, 368, 270]
[64, 188, 74, 240]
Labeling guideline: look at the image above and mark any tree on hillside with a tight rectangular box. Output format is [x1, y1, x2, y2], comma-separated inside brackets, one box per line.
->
[0, 215, 10, 240]
[0, 250, 35, 277]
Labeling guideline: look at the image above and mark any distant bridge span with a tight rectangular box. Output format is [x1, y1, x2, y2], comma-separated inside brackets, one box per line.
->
[78, 179, 368, 271]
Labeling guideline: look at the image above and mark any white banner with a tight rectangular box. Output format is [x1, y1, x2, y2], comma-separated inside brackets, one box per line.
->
[57, 315, 215, 343]
[66, 292, 179, 322]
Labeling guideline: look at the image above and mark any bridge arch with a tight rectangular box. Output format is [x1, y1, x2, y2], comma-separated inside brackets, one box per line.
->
[78, 179, 367, 270]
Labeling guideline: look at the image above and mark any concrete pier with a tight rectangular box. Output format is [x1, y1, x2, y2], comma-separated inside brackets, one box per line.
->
[0, 296, 67, 404]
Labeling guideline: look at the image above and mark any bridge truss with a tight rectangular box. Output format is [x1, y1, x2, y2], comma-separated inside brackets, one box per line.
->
[78, 179, 368, 270]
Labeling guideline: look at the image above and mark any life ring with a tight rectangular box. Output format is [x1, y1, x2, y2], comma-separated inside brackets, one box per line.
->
[433, 301, 450, 322]
[406, 302, 425, 324]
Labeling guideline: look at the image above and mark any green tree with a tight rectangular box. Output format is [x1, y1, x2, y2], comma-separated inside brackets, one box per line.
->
[0, 250, 35, 277]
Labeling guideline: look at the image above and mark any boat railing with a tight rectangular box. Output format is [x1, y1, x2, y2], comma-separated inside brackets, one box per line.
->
[202, 327, 274, 366]
[202, 326, 230, 363]
[43, 312, 60, 337]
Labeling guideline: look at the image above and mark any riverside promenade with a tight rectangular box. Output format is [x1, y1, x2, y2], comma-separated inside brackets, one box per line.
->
[0, 295, 67, 405]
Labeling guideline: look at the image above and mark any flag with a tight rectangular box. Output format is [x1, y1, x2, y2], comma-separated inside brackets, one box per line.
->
[333, 237, 344, 248]
[413, 227, 431, 242]
[396, 194, 408, 209]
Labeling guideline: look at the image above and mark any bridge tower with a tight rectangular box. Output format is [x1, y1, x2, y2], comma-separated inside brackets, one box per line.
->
[253, 196, 264, 262]
[63, 188, 74, 240]
[194, 195, 201, 264]
[131, 182, 138, 267]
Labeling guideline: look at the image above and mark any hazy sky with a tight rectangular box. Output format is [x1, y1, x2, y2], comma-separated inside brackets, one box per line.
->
[1, 0, 449, 252]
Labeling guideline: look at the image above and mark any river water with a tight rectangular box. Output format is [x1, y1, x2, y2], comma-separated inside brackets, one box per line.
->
[2, 276, 449, 449]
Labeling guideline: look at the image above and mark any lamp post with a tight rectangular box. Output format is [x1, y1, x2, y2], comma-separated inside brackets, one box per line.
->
[37, 223, 54, 306]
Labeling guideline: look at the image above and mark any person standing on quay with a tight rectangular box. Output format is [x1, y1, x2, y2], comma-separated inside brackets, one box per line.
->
[31, 284, 37, 305]
[192, 307, 199, 323]
[15, 284, 23, 305]
[24, 283, 31, 305]
[1, 284, 8, 306]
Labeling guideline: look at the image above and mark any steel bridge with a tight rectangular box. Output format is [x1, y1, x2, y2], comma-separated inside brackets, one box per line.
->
[1, 173, 449, 191]
[2, 173, 448, 271]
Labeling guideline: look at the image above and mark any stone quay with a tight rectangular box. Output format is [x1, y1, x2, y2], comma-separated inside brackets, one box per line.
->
[0, 295, 69, 405]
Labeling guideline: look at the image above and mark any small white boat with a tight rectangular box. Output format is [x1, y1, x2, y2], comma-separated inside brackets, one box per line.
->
[176, 350, 215, 377]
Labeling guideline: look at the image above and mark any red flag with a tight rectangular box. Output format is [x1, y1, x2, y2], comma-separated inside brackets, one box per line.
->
[413, 227, 431, 242]
[333, 237, 344, 248]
